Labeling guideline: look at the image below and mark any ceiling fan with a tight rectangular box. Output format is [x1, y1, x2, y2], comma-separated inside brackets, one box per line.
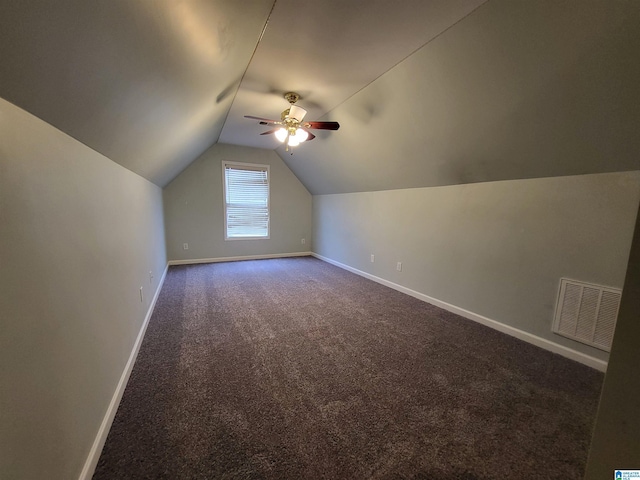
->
[244, 92, 340, 151]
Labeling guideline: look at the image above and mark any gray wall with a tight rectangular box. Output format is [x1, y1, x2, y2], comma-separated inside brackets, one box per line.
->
[163, 143, 312, 262]
[313, 172, 640, 362]
[586, 200, 640, 477]
[0, 98, 167, 479]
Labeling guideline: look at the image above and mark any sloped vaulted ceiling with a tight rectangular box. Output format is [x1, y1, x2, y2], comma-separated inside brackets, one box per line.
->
[0, 0, 274, 186]
[1, 1, 639, 192]
[283, 0, 640, 194]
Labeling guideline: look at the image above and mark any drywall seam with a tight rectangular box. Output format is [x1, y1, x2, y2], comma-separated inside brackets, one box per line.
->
[168, 251, 313, 265]
[78, 263, 170, 480]
[311, 253, 607, 372]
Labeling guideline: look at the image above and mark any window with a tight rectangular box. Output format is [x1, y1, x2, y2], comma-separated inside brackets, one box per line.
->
[222, 161, 270, 240]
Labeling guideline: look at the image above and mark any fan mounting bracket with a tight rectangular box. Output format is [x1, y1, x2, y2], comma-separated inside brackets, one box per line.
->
[284, 92, 300, 104]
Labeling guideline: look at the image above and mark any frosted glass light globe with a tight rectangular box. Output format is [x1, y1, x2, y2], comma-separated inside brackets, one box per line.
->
[288, 136, 300, 147]
[293, 128, 309, 142]
[274, 128, 287, 142]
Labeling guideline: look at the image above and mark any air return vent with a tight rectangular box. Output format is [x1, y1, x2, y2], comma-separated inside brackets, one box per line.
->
[552, 278, 621, 352]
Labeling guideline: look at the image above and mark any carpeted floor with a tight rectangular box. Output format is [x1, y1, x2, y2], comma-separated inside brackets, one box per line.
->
[94, 257, 603, 479]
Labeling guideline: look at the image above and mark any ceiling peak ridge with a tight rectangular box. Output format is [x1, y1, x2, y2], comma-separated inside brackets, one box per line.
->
[318, 0, 490, 121]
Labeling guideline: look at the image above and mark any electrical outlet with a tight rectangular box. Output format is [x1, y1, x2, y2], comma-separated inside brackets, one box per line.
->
[183, 243, 189, 250]
[397, 262, 402, 272]
[139, 286, 144, 302]
[301, 238, 306, 245]
[370, 254, 375, 263]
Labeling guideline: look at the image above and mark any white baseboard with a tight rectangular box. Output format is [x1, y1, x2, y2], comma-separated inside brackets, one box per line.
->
[78, 263, 170, 480]
[311, 253, 607, 372]
[168, 251, 312, 266]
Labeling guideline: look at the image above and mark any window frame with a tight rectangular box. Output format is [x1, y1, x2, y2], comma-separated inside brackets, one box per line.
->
[222, 161, 270, 241]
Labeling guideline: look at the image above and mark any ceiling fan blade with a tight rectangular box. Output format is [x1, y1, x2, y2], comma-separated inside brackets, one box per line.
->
[259, 129, 279, 136]
[244, 115, 282, 125]
[302, 121, 340, 131]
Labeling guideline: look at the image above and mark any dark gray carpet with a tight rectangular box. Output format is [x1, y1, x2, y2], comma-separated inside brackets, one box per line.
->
[94, 257, 603, 479]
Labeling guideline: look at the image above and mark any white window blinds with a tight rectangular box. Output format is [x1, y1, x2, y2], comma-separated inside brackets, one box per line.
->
[223, 162, 270, 239]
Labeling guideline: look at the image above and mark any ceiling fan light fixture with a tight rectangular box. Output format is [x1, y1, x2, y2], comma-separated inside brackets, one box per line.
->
[293, 128, 309, 142]
[288, 105, 307, 122]
[288, 136, 301, 147]
[245, 91, 339, 151]
[275, 128, 288, 142]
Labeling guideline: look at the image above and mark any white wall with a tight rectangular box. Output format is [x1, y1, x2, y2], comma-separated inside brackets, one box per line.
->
[163, 143, 312, 262]
[313, 172, 640, 362]
[0, 98, 167, 479]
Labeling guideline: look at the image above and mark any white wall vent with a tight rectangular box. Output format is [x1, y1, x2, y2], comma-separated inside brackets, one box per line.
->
[552, 278, 621, 352]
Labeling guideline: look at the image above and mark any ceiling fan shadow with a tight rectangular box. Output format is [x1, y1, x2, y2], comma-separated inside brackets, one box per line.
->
[347, 99, 387, 124]
[216, 77, 241, 104]
[344, 84, 389, 124]
[239, 76, 325, 110]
